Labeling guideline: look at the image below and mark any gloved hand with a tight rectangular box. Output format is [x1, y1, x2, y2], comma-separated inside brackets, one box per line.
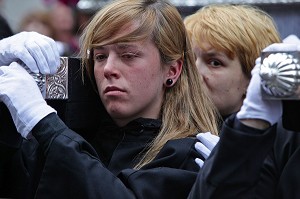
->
[0, 62, 56, 138]
[237, 58, 283, 126]
[0, 31, 60, 74]
[237, 42, 300, 125]
[195, 132, 220, 168]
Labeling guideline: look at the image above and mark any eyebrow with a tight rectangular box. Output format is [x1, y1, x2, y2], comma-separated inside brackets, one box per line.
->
[204, 51, 227, 58]
[94, 43, 140, 51]
[116, 43, 140, 50]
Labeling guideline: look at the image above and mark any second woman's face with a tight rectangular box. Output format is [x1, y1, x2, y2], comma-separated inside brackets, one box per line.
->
[193, 41, 249, 116]
[93, 27, 168, 127]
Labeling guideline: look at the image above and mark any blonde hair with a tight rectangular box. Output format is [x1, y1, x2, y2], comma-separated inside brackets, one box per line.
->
[79, 0, 220, 168]
[184, 4, 281, 78]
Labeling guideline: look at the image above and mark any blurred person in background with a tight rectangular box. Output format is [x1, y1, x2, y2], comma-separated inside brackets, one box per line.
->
[48, 0, 79, 56]
[18, 9, 74, 56]
[19, 10, 54, 38]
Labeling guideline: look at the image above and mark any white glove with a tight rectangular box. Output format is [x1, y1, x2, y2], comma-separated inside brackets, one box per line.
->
[282, 35, 300, 45]
[0, 62, 56, 138]
[0, 31, 60, 74]
[195, 132, 220, 168]
[237, 58, 282, 125]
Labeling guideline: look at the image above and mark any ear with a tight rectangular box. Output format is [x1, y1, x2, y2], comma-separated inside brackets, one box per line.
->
[165, 59, 183, 87]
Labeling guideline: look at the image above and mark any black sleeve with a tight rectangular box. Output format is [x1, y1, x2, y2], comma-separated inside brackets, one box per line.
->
[0, 103, 23, 198]
[0, 15, 13, 39]
[282, 100, 300, 131]
[188, 114, 276, 199]
[32, 113, 198, 199]
[267, 121, 300, 199]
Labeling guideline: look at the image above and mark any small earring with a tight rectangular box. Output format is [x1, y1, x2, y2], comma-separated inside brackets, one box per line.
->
[166, 79, 173, 86]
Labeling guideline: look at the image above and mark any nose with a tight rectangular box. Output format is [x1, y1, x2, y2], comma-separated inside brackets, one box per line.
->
[103, 54, 120, 79]
[195, 58, 206, 75]
[195, 58, 208, 82]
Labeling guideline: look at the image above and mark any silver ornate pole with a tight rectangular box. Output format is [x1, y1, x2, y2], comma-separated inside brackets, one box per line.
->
[260, 51, 300, 99]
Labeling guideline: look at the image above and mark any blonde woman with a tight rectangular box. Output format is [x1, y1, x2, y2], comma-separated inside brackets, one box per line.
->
[0, 0, 219, 198]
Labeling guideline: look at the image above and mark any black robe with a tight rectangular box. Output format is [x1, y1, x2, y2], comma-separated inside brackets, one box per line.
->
[1, 110, 202, 199]
[188, 114, 300, 199]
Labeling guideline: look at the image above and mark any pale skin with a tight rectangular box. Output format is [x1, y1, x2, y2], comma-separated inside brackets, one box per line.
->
[93, 23, 182, 127]
[193, 41, 249, 116]
[241, 119, 270, 130]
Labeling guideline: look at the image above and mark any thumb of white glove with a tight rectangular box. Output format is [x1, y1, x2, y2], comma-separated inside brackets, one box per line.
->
[0, 62, 56, 138]
[263, 43, 300, 52]
[0, 31, 60, 74]
[237, 61, 282, 125]
[282, 35, 300, 45]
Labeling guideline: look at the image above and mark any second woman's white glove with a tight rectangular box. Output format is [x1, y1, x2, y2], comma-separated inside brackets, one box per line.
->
[0, 31, 60, 74]
[0, 62, 56, 138]
[195, 132, 220, 168]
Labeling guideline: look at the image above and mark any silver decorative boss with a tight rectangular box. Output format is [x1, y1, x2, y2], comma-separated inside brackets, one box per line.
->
[260, 51, 300, 99]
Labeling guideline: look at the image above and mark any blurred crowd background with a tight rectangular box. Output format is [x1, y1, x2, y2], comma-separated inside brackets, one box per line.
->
[0, 0, 299, 57]
[0, 0, 90, 56]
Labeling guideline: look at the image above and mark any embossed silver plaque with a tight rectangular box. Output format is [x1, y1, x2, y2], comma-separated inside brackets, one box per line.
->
[21, 57, 106, 130]
[260, 51, 300, 99]
[45, 57, 69, 99]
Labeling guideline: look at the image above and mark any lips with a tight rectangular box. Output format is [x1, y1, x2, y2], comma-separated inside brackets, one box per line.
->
[104, 86, 125, 94]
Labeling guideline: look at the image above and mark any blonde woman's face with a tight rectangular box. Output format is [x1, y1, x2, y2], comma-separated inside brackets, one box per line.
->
[93, 24, 169, 127]
[193, 40, 249, 116]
